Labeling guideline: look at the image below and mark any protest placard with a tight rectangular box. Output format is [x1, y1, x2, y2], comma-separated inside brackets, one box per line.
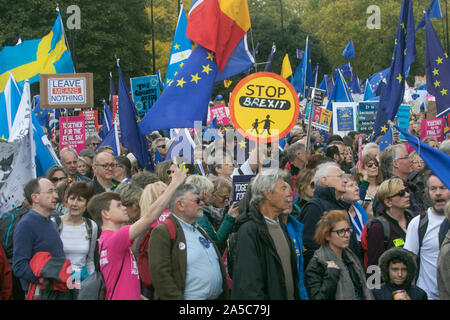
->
[421, 117, 445, 142]
[209, 104, 230, 125]
[59, 116, 86, 154]
[333, 102, 357, 137]
[358, 101, 378, 134]
[82, 109, 99, 137]
[232, 174, 255, 203]
[130, 75, 160, 116]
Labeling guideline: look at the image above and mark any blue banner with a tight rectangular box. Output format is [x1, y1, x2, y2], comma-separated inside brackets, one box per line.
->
[397, 104, 411, 140]
[130, 75, 160, 116]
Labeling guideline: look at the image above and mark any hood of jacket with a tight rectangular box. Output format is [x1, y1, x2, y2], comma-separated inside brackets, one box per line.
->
[311, 185, 351, 210]
[378, 247, 417, 287]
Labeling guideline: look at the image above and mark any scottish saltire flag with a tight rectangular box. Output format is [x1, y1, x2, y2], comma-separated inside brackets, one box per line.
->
[264, 43, 276, 72]
[0, 11, 74, 92]
[425, 13, 450, 117]
[164, 3, 192, 90]
[372, 0, 416, 141]
[333, 63, 353, 80]
[326, 70, 354, 111]
[214, 34, 254, 82]
[293, 37, 312, 99]
[139, 45, 218, 133]
[187, 0, 251, 72]
[281, 54, 293, 79]
[368, 67, 390, 95]
[117, 61, 153, 170]
[166, 128, 195, 163]
[378, 127, 394, 151]
[342, 40, 356, 59]
[0, 75, 23, 140]
[395, 124, 450, 189]
[348, 75, 362, 94]
[416, 0, 442, 31]
[245, 43, 259, 75]
[99, 100, 113, 139]
[97, 121, 120, 156]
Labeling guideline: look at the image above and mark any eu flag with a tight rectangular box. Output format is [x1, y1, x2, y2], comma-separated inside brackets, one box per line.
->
[97, 121, 120, 156]
[333, 63, 353, 80]
[99, 100, 113, 139]
[342, 40, 356, 59]
[416, 0, 442, 31]
[395, 124, 450, 190]
[326, 69, 354, 111]
[372, 0, 416, 141]
[293, 37, 312, 100]
[348, 75, 362, 94]
[378, 127, 394, 151]
[425, 13, 450, 117]
[368, 68, 390, 95]
[117, 61, 153, 170]
[138, 45, 218, 133]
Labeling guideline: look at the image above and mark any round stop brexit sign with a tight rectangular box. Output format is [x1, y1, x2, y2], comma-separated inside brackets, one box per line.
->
[229, 72, 299, 143]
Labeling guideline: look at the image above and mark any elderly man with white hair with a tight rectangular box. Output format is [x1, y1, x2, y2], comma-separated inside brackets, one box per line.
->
[298, 162, 350, 269]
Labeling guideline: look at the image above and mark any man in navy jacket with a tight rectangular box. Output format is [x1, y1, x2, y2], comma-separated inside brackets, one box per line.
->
[12, 178, 66, 293]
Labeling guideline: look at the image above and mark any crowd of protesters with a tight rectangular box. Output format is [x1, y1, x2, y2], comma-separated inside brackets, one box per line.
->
[1, 110, 450, 301]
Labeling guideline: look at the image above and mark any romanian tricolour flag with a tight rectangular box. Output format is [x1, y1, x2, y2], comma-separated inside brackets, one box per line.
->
[0, 10, 74, 92]
[187, 0, 251, 71]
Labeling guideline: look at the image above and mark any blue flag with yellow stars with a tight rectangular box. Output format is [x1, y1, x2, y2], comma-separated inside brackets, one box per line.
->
[368, 67, 390, 96]
[378, 127, 394, 151]
[425, 13, 450, 117]
[371, 0, 415, 142]
[293, 37, 312, 100]
[416, 0, 442, 31]
[342, 40, 355, 59]
[164, 3, 192, 90]
[139, 45, 218, 133]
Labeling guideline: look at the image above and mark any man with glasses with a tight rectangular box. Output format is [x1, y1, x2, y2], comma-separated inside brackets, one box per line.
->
[12, 178, 66, 295]
[92, 151, 120, 195]
[153, 137, 169, 164]
[148, 184, 229, 300]
[60, 148, 91, 183]
[299, 162, 350, 269]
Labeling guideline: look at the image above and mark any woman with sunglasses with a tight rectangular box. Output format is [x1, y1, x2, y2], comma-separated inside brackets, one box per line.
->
[304, 210, 373, 300]
[45, 166, 68, 187]
[354, 154, 384, 218]
[365, 177, 415, 269]
[294, 169, 316, 219]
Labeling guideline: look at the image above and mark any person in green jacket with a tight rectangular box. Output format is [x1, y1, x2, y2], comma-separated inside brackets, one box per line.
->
[186, 175, 239, 253]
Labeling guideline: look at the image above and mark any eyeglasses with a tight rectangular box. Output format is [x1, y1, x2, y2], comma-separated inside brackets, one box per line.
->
[38, 189, 58, 195]
[331, 227, 353, 237]
[157, 145, 166, 149]
[95, 163, 116, 169]
[391, 188, 408, 198]
[166, 169, 175, 175]
[412, 160, 424, 165]
[366, 162, 378, 168]
[51, 177, 67, 183]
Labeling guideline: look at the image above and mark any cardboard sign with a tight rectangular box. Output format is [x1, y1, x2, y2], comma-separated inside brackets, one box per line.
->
[82, 110, 99, 137]
[229, 72, 300, 143]
[232, 174, 255, 203]
[358, 101, 378, 134]
[59, 116, 86, 154]
[209, 104, 230, 125]
[304, 104, 332, 131]
[130, 75, 160, 116]
[40, 73, 94, 109]
[333, 102, 358, 137]
[421, 118, 445, 142]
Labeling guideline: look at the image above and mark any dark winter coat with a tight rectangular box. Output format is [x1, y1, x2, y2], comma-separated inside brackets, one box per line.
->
[372, 247, 427, 300]
[298, 186, 351, 269]
[230, 204, 300, 300]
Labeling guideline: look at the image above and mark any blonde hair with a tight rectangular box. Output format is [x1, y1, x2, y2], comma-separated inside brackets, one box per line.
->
[139, 181, 168, 215]
[314, 210, 350, 246]
[376, 177, 405, 206]
[186, 174, 214, 194]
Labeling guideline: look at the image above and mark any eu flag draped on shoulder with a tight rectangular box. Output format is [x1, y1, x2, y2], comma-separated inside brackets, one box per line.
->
[117, 60, 153, 171]
[342, 40, 355, 59]
[424, 13, 450, 117]
[416, 0, 442, 31]
[0, 10, 74, 92]
[293, 36, 312, 100]
[139, 0, 251, 133]
[164, 3, 192, 90]
[371, 0, 416, 142]
[395, 124, 450, 189]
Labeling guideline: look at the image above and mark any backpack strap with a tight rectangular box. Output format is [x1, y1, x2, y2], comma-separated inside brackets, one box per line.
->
[374, 216, 390, 249]
[83, 217, 93, 241]
[162, 218, 177, 243]
[52, 214, 63, 234]
[417, 211, 428, 250]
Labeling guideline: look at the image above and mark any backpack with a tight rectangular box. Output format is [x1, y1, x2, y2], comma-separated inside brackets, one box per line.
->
[137, 218, 176, 290]
[52, 214, 93, 241]
[0, 205, 30, 263]
[361, 211, 428, 270]
[78, 240, 125, 300]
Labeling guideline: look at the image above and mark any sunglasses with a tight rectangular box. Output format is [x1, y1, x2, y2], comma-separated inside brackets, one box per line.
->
[51, 177, 67, 183]
[391, 188, 408, 198]
[157, 145, 166, 149]
[366, 162, 378, 168]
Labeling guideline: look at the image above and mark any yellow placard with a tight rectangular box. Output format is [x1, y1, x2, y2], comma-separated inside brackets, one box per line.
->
[229, 72, 300, 143]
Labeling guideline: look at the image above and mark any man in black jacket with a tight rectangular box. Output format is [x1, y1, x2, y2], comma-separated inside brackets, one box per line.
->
[231, 168, 299, 300]
[299, 162, 350, 269]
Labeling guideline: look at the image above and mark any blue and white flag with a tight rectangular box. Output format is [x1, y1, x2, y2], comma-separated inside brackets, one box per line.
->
[342, 40, 356, 59]
[166, 128, 195, 163]
[97, 120, 120, 156]
[164, 3, 192, 90]
[416, 0, 442, 31]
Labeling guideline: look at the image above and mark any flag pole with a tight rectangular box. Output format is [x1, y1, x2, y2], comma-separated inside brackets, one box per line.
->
[150, 0, 156, 74]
